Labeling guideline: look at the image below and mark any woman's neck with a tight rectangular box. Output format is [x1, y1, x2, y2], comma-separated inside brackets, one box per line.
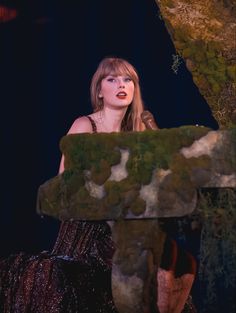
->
[92, 107, 128, 133]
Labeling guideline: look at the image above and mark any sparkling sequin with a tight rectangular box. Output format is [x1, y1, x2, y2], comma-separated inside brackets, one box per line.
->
[0, 221, 118, 312]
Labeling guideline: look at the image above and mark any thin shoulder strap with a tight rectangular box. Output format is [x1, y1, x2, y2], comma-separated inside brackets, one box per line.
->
[86, 115, 97, 133]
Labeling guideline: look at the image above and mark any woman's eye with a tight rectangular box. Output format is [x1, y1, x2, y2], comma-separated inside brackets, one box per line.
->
[124, 77, 132, 82]
[107, 78, 115, 82]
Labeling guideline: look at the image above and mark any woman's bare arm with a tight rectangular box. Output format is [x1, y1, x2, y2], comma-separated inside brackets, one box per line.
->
[58, 116, 93, 174]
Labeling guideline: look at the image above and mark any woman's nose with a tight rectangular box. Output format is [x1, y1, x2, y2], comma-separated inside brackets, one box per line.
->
[118, 80, 125, 88]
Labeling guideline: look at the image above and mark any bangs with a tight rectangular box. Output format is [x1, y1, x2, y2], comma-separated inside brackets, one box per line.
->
[100, 59, 138, 82]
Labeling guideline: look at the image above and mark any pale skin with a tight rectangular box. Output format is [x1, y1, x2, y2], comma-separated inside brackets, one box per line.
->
[59, 74, 134, 174]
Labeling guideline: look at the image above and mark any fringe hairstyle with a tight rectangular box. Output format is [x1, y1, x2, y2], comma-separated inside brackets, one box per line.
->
[90, 57, 146, 131]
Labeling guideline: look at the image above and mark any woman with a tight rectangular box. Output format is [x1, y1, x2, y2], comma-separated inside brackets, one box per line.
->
[0, 57, 196, 313]
[52, 57, 147, 311]
[58, 57, 146, 173]
[0, 57, 146, 313]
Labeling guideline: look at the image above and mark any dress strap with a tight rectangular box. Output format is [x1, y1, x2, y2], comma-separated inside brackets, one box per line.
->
[86, 115, 97, 133]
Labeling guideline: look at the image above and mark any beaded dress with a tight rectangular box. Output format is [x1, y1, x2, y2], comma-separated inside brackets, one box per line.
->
[0, 116, 118, 313]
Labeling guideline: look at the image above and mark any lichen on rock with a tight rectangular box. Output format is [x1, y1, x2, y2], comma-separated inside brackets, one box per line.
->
[155, 0, 236, 128]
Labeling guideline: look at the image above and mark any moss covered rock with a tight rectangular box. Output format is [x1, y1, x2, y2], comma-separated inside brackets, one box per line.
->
[37, 127, 236, 221]
[155, 0, 236, 128]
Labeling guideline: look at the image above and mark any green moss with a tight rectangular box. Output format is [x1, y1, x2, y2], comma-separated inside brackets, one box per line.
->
[130, 197, 146, 216]
[206, 49, 215, 59]
[206, 41, 221, 52]
[211, 82, 221, 94]
[181, 47, 193, 58]
[194, 50, 206, 63]
[170, 36, 231, 109]
[112, 220, 166, 274]
[60, 133, 122, 172]
[154, 2, 235, 128]
[158, 151, 214, 206]
[170, 154, 212, 188]
[174, 28, 189, 43]
[40, 127, 220, 220]
[91, 159, 111, 185]
[226, 65, 236, 81]
[62, 169, 85, 196]
[75, 186, 90, 202]
[119, 177, 141, 192]
[104, 181, 121, 207]
[64, 128, 209, 179]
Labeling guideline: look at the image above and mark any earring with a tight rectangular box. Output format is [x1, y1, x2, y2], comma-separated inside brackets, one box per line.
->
[98, 94, 103, 98]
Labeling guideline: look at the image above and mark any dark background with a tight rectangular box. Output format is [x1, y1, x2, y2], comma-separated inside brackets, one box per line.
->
[0, 0, 218, 257]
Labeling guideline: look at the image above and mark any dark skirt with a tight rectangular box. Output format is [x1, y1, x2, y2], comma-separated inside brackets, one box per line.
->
[0, 221, 118, 313]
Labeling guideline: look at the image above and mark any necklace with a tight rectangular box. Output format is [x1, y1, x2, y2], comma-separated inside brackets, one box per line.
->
[94, 111, 120, 133]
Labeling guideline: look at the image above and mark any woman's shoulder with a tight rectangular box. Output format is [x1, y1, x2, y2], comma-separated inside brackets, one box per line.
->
[67, 115, 93, 134]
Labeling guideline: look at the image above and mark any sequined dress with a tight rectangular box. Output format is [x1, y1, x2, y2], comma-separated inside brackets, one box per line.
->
[0, 221, 117, 313]
[0, 116, 118, 313]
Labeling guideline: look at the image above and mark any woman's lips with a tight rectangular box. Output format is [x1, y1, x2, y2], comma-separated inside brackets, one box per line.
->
[116, 92, 127, 99]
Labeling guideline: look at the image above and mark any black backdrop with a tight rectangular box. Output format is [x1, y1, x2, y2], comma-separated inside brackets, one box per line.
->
[0, 0, 218, 257]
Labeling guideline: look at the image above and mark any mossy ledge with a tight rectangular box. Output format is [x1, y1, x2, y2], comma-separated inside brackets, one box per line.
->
[37, 127, 236, 221]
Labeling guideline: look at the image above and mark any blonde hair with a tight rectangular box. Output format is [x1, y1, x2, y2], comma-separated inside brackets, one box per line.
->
[90, 57, 146, 131]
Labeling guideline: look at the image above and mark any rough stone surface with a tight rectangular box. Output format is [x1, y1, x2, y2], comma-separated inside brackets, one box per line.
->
[155, 0, 236, 128]
[37, 128, 236, 220]
[111, 220, 165, 313]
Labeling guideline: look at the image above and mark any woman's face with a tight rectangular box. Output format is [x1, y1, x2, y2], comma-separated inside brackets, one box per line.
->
[99, 74, 135, 109]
